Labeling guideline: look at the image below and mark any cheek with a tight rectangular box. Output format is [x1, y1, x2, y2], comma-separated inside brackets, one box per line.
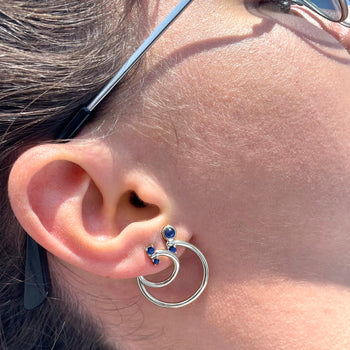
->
[166, 20, 350, 183]
[203, 278, 350, 349]
[136, 13, 350, 220]
[134, 19, 350, 242]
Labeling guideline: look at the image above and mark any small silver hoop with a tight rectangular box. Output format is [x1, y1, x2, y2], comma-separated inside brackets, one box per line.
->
[137, 250, 180, 288]
[136, 226, 209, 308]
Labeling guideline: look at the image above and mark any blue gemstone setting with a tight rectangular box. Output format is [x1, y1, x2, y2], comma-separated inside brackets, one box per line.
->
[147, 246, 155, 255]
[163, 226, 176, 239]
[145, 226, 178, 266]
[169, 246, 177, 254]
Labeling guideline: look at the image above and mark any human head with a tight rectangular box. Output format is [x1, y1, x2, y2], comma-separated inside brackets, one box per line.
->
[3, 0, 350, 349]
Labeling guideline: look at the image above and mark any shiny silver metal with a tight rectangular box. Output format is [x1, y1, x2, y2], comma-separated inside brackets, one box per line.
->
[137, 250, 180, 288]
[137, 226, 209, 308]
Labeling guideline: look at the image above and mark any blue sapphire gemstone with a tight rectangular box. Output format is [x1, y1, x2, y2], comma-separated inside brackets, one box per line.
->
[147, 246, 155, 255]
[169, 246, 177, 254]
[153, 258, 160, 265]
[163, 226, 176, 239]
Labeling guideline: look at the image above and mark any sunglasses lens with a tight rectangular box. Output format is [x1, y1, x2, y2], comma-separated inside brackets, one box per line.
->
[341, 0, 350, 25]
[303, 0, 343, 21]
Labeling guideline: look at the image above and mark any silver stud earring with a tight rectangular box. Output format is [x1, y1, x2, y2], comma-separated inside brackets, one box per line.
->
[137, 225, 209, 308]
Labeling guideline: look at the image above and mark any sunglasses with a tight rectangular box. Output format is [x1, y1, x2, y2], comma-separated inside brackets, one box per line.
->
[292, 0, 350, 25]
[24, 0, 350, 310]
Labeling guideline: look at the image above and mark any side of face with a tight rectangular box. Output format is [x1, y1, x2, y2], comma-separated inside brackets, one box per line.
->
[8, 0, 350, 348]
[101, 0, 350, 347]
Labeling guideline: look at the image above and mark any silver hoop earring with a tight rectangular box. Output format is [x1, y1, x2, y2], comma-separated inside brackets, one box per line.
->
[137, 225, 209, 308]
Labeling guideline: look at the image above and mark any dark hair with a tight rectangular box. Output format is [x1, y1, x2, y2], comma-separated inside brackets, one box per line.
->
[0, 0, 139, 348]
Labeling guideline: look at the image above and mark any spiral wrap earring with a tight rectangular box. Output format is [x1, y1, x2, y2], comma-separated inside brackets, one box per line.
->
[137, 225, 209, 308]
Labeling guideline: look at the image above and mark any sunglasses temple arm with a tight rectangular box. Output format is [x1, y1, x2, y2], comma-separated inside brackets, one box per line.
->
[57, 0, 195, 140]
[87, 0, 195, 112]
[24, 235, 51, 310]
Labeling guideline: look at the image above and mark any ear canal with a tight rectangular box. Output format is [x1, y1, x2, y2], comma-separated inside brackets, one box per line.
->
[116, 190, 161, 233]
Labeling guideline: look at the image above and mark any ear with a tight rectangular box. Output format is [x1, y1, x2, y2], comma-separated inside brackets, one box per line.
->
[8, 140, 187, 279]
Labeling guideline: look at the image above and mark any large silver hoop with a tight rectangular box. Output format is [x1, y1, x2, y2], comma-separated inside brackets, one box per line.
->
[136, 226, 209, 308]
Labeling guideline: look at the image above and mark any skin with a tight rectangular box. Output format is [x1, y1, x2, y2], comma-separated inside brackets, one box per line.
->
[8, 0, 350, 349]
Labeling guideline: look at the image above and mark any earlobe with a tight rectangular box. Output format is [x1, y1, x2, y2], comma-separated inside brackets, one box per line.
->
[8, 141, 179, 280]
